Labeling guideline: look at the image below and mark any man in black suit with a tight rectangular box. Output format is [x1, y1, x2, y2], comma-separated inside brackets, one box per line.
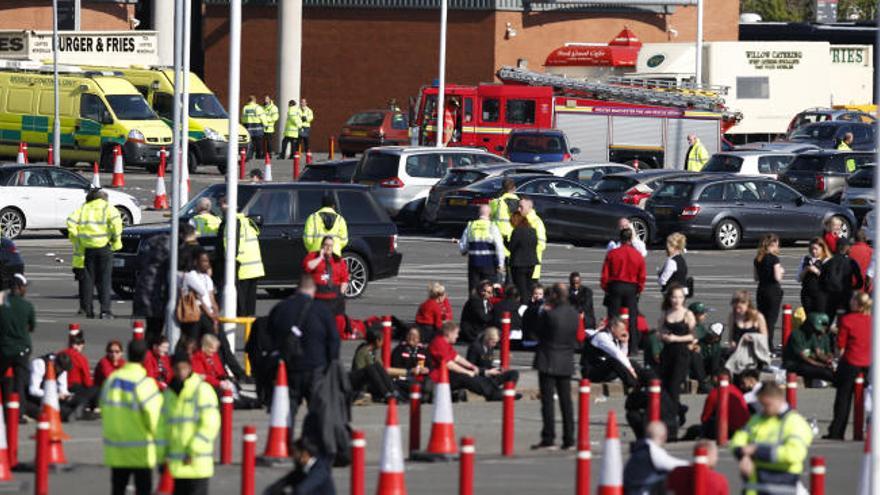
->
[568, 271, 596, 329]
[264, 437, 336, 495]
[459, 280, 494, 343]
[532, 283, 578, 450]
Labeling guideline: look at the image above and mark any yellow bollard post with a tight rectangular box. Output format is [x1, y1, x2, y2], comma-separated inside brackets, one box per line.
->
[218, 316, 257, 376]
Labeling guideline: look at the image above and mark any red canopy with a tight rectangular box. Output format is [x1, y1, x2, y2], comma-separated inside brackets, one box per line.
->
[545, 28, 641, 68]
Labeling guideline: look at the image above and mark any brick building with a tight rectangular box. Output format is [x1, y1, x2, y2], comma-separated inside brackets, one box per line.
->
[0, 0, 135, 31]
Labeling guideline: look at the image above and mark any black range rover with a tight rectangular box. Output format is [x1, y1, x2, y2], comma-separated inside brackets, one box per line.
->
[112, 182, 402, 299]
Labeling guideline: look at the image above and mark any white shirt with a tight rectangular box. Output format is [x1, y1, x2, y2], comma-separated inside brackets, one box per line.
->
[607, 237, 648, 258]
[645, 439, 689, 472]
[180, 270, 216, 312]
[29, 358, 69, 398]
[657, 257, 678, 288]
[588, 330, 634, 373]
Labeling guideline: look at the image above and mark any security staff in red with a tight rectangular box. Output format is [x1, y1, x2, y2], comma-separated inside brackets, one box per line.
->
[601, 228, 646, 355]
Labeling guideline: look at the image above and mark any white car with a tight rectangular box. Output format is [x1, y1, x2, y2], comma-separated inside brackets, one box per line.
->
[702, 151, 796, 178]
[0, 165, 141, 239]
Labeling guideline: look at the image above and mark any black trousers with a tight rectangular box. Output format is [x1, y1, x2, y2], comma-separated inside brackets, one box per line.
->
[236, 278, 258, 317]
[510, 266, 534, 304]
[350, 363, 396, 400]
[468, 265, 497, 296]
[604, 281, 640, 354]
[756, 284, 783, 348]
[583, 359, 638, 389]
[688, 350, 707, 385]
[300, 130, 311, 153]
[112, 468, 152, 495]
[249, 129, 265, 158]
[660, 345, 690, 406]
[826, 292, 852, 325]
[801, 288, 827, 317]
[278, 137, 299, 159]
[788, 361, 835, 384]
[84, 246, 112, 314]
[289, 369, 315, 442]
[173, 478, 208, 495]
[449, 371, 502, 401]
[24, 387, 97, 421]
[828, 360, 869, 439]
[145, 317, 165, 344]
[262, 132, 275, 156]
[0, 353, 29, 405]
[538, 372, 574, 446]
[73, 268, 90, 314]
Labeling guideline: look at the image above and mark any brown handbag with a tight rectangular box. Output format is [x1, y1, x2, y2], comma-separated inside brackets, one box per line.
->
[176, 291, 202, 323]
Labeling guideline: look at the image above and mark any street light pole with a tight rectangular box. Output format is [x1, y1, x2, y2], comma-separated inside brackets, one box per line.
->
[52, 0, 61, 166]
[870, 9, 880, 492]
[223, 0, 242, 339]
[435, 0, 447, 148]
[694, 0, 703, 86]
[165, 0, 184, 347]
[181, 0, 192, 206]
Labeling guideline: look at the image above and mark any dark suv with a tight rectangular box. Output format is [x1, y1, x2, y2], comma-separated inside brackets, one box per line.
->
[787, 121, 876, 150]
[778, 150, 874, 202]
[112, 183, 402, 299]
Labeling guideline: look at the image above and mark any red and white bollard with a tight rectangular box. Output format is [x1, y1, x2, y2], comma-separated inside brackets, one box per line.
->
[782, 304, 793, 347]
[408, 382, 421, 457]
[648, 379, 661, 423]
[239, 148, 246, 180]
[576, 312, 586, 344]
[47, 145, 53, 166]
[717, 373, 730, 446]
[293, 151, 301, 179]
[328, 137, 336, 160]
[131, 320, 145, 341]
[306, 150, 313, 165]
[692, 444, 708, 495]
[502, 381, 515, 456]
[91, 161, 101, 188]
[459, 437, 475, 495]
[381, 316, 392, 371]
[111, 145, 125, 188]
[220, 387, 233, 465]
[786, 372, 798, 409]
[35, 414, 49, 495]
[576, 379, 591, 495]
[351, 430, 366, 495]
[500, 311, 511, 370]
[6, 393, 19, 467]
[241, 425, 256, 495]
[854, 373, 865, 441]
[810, 456, 825, 495]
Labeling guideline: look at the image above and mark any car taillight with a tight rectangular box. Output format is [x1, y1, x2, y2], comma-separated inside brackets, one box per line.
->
[342, 127, 350, 134]
[562, 153, 572, 161]
[680, 205, 701, 220]
[816, 174, 826, 192]
[470, 197, 491, 205]
[379, 177, 405, 188]
[622, 187, 649, 205]
[390, 234, 398, 253]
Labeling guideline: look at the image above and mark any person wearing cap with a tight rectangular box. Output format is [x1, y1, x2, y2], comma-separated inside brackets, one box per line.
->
[690, 302, 720, 392]
[69, 188, 123, 319]
[820, 237, 864, 323]
[782, 312, 834, 385]
[303, 195, 348, 257]
[0, 273, 33, 404]
[158, 351, 220, 494]
[101, 340, 163, 495]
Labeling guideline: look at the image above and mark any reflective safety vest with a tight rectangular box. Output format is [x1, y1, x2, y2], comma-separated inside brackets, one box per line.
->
[526, 209, 546, 279]
[192, 212, 221, 236]
[837, 141, 857, 172]
[730, 408, 814, 495]
[465, 218, 498, 268]
[241, 102, 267, 129]
[284, 106, 302, 138]
[100, 363, 164, 469]
[490, 192, 520, 246]
[303, 207, 349, 257]
[301, 106, 314, 128]
[71, 198, 123, 251]
[224, 213, 265, 280]
[158, 374, 219, 479]
[686, 139, 709, 172]
[262, 101, 279, 133]
[66, 207, 85, 269]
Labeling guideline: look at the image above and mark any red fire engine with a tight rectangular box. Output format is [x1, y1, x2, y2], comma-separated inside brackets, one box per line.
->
[415, 67, 740, 169]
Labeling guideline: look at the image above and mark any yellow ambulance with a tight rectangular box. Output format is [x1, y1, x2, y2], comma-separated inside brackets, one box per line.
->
[0, 61, 172, 171]
[88, 66, 250, 174]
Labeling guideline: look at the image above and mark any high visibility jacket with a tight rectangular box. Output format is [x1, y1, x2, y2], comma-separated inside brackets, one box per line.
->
[686, 139, 709, 172]
[837, 141, 857, 172]
[66, 207, 85, 269]
[158, 374, 219, 479]
[464, 218, 502, 268]
[303, 207, 349, 257]
[70, 198, 123, 251]
[241, 102, 267, 128]
[100, 362, 164, 469]
[284, 106, 302, 138]
[262, 101, 279, 133]
[490, 192, 520, 246]
[301, 106, 314, 128]
[730, 408, 814, 495]
[526, 209, 546, 279]
[223, 213, 264, 280]
[191, 212, 221, 236]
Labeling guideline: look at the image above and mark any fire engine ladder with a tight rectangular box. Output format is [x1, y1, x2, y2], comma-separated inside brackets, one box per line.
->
[496, 66, 726, 112]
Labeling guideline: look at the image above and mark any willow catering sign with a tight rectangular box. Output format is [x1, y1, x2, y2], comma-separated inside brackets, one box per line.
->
[744, 50, 803, 70]
[0, 31, 158, 66]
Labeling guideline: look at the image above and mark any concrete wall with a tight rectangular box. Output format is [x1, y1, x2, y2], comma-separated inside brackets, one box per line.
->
[0, 1, 133, 30]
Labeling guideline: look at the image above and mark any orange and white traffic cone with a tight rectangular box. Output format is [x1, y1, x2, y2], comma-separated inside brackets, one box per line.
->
[597, 410, 623, 495]
[412, 360, 457, 461]
[47, 145, 54, 166]
[156, 463, 174, 494]
[67, 323, 81, 337]
[131, 321, 145, 341]
[258, 360, 290, 465]
[16, 143, 27, 165]
[111, 146, 125, 188]
[0, 389, 13, 482]
[37, 360, 70, 467]
[152, 153, 168, 210]
[91, 161, 101, 188]
[376, 398, 407, 495]
[263, 153, 273, 182]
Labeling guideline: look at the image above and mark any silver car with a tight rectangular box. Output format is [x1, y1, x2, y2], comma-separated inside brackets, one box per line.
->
[352, 146, 508, 221]
[841, 165, 875, 225]
[701, 151, 795, 178]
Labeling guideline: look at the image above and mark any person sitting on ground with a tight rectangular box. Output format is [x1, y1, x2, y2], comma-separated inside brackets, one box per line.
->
[248, 168, 264, 182]
[191, 333, 233, 392]
[581, 316, 638, 389]
[623, 421, 688, 495]
[428, 321, 503, 401]
[465, 327, 520, 388]
[665, 440, 730, 495]
[737, 370, 763, 414]
[94, 340, 126, 388]
[698, 373, 750, 440]
[415, 282, 453, 343]
[641, 322, 664, 372]
[459, 280, 494, 343]
[568, 271, 596, 329]
[724, 291, 770, 375]
[692, 303, 724, 381]
[350, 327, 406, 403]
[60, 330, 93, 393]
[521, 284, 545, 342]
[265, 436, 336, 495]
[625, 369, 681, 441]
[782, 312, 834, 385]
[390, 327, 432, 399]
[27, 352, 96, 421]
[491, 284, 524, 341]
[143, 335, 173, 390]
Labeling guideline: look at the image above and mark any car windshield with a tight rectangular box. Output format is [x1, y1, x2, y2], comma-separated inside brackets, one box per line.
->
[438, 170, 489, 187]
[847, 166, 874, 188]
[703, 155, 744, 173]
[791, 124, 838, 141]
[786, 156, 827, 172]
[346, 112, 385, 127]
[189, 93, 228, 119]
[105, 94, 158, 120]
[652, 182, 694, 201]
[507, 134, 566, 154]
[791, 113, 831, 130]
[354, 152, 399, 180]
[594, 176, 637, 193]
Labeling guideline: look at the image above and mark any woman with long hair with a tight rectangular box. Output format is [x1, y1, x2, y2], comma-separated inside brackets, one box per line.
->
[507, 211, 538, 302]
[826, 291, 873, 439]
[657, 284, 696, 406]
[798, 237, 831, 315]
[754, 234, 784, 349]
[657, 233, 689, 295]
[724, 290, 771, 375]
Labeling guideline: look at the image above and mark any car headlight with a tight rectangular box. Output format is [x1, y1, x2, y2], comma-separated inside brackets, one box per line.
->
[127, 129, 145, 143]
[204, 127, 225, 142]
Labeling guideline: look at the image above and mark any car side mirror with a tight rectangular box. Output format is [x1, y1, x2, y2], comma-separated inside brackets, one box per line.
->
[495, 145, 504, 152]
[590, 195, 603, 203]
[795, 196, 805, 206]
[248, 214, 263, 227]
[570, 147, 581, 155]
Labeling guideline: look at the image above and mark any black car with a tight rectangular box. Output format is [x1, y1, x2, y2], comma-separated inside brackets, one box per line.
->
[0, 237, 24, 290]
[778, 150, 874, 203]
[433, 173, 655, 244]
[787, 121, 876, 150]
[112, 183, 402, 298]
[592, 170, 696, 207]
[645, 175, 857, 250]
[297, 159, 358, 183]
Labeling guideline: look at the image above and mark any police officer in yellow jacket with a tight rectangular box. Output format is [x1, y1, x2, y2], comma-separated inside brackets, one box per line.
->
[303, 194, 348, 257]
[490, 178, 520, 247]
[300, 97, 315, 155]
[66, 205, 88, 316]
[278, 100, 302, 160]
[218, 196, 265, 317]
[731, 381, 814, 495]
[518, 198, 546, 281]
[101, 340, 163, 495]
[262, 95, 279, 158]
[158, 351, 219, 495]
[242, 95, 268, 159]
[191, 198, 220, 236]
[685, 134, 709, 172]
[68, 188, 122, 319]
[837, 132, 857, 172]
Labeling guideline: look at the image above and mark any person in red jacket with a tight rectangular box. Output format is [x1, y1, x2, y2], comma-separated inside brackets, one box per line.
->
[601, 228, 646, 354]
[302, 236, 350, 318]
[191, 333, 231, 391]
[822, 216, 844, 254]
[143, 335, 172, 390]
[826, 291, 873, 439]
[93, 340, 125, 387]
[665, 440, 730, 495]
[61, 331, 93, 389]
[414, 282, 453, 342]
[698, 375, 751, 439]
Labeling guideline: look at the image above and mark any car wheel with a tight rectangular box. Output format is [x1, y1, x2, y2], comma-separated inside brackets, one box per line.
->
[116, 207, 133, 227]
[628, 217, 649, 244]
[187, 150, 200, 175]
[714, 219, 741, 250]
[217, 162, 228, 175]
[342, 252, 369, 299]
[834, 215, 852, 238]
[112, 282, 135, 300]
[0, 208, 25, 239]
[265, 288, 295, 298]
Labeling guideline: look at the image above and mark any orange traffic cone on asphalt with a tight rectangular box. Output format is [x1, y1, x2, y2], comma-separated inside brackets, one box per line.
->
[376, 398, 407, 495]
[16, 143, 27, 164]
[0, 389, 13, 481]
[412, 360, 457, 461]
[111, 146, 125, 188]
[38, 359, 70, 467]
[131, 320, 145, 341]
[156, 463, 174, 494]
[91, 161, 101, 188]
[258, 360, 290, 464]
[598, 410, 623, 495]
[152, 148, 168, 210]
[263, 153, 273, 182]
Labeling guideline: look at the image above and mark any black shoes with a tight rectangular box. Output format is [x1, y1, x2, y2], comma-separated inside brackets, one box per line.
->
[99, 312, 115, 320]
[530, 442, 557, 451]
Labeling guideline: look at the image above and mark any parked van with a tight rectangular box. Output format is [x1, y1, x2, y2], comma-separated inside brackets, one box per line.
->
[88, 66, 250, 173]
[0, 61, 172, 170]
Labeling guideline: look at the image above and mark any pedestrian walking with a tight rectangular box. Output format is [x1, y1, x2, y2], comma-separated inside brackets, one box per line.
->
[657, 233, 689, 295]
[262, 95, 279, 158]
[278, 99, 301, 159]
[607, 217, 647, 257]
[658, 284, 696, 407]
[101, 340, 163, 495]
[0, 273, 33, 404]
[531, 284, 577, 450]
[216, 196, 265, 317]
[666, 441, 730, 495]
[506, 211, 537, 301]
[601, 227, 646, 353]
[850, 229, 873, 280]
[303, 194, 349, 256]
[798, 238, 831, 315]
[458, 204, 505, 294]
[753, 234, 784, 348]
[826, 291, 872, 439]
[132, 230, 172, 341]
[160, 351, 220, 495]
[518, 198, 546, 283]
[302, 236, 350, 320]
[68, 188, 122, 319]
[685, 133, 709, 171]
[300, 97, 314, 154]
[190, 198, 220, 236]
[623, 421, 688, 494]
[242, 95, 267, 158]
[731, 382, 814, 495]
[820, 238, 864, 321]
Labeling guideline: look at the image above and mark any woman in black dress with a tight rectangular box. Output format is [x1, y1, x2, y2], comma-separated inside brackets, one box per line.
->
[754, 234, 785, 349]
[507, 211, 538, 303]
[798, 237, 831, 314]
[658, 284, 696, 406]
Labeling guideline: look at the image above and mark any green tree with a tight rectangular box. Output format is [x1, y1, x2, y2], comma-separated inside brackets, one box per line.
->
[741, 0, 811, 22]
[838, 0, 877, 20]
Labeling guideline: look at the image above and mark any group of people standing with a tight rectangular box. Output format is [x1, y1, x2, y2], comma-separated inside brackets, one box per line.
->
[241, 94, 314, 160]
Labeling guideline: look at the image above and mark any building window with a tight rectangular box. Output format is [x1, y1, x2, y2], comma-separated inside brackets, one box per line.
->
[736, 77, 769, 99]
